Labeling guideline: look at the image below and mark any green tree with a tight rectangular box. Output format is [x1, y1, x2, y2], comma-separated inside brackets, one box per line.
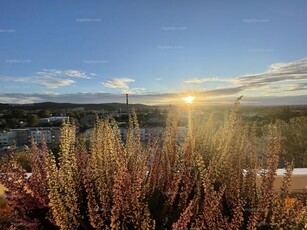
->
[277, 117, 307, 167]
[27, 114, 40, 126]
[37, 110, 51, 118]
[12, 109, 27, 118]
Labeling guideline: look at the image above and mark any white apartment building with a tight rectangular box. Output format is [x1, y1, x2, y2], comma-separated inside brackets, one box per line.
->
[29, 127, 61, 145]
[30, 129, 52, 144]
[0, 131, 17, 147]
[146, 127, 164, 141]
[49, 116, 69, 122]
[12, 129, 31, 146]
[118, 127, 164, 142]
[40, 116, 69, 124]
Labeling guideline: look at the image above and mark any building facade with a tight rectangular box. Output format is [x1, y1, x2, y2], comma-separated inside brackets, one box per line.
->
[0, 131, 17, 147]
[28, 127, 61, 144]
[8, 127, 62, 146]
[12, 129, 31, 146]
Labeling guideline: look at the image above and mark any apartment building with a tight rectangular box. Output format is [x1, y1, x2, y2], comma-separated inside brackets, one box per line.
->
[0, 131, 17, 147]
[12, 129, 31, 146]
[7, 127, 62, 146]
[29, 127, 61, 144]
[119, 127, 164, 142]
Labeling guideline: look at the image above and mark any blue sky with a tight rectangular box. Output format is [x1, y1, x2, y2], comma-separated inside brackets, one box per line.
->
[0, 0, 307, 105]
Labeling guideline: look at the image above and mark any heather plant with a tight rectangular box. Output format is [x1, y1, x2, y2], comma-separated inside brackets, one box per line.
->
[0, 101, 306, 229]
[0, 140, 58, 229]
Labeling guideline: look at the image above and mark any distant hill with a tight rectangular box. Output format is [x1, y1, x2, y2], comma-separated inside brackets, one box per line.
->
[0, 102, 153, 111]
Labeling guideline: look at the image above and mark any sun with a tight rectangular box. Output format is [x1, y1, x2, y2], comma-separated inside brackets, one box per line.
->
[183, 96, 195, 103]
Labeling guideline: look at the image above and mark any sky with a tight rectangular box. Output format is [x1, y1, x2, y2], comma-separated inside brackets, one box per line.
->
[0, 0, 307, 105]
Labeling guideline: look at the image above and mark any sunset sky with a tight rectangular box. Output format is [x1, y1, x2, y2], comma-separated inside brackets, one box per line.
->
[0, 0, 307, 105]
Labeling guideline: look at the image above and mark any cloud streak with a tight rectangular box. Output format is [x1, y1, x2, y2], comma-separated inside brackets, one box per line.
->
[184, 58, 307, 95]
[0, 68, 93, 89]
[36, 69, 91, 79]
[184, 77, 231, 84]
[1, 92, 307, 106]
[102, 78, 148, 95]
[102, 78, 135, 89]
[0, 75, 76, 89]
[0, 76, 28, 82]
[1, 59, 307, 105]
[35, 77, 75, 88]
[234, 59, 307, 88]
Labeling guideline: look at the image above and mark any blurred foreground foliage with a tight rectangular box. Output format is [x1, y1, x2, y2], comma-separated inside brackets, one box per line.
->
[0, 98, 306, 229]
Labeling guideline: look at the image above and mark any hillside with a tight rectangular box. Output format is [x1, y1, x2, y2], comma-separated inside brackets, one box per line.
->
[0, 102, 152, 111]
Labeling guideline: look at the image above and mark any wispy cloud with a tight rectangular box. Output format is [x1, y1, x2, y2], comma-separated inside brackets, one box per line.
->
[1, 59, 307, 105]
[102, 78, 146, 95]
[0, 76, 28, 82]
[36, 69, 91, 79]
[35, 77, 75, 88]
[0, 75, 76, 89]
[0, 94, 43, 104]
[123, 88, 147, 95]
[184, 77, 230, 84]
[1, 92, 307, 106]
[184, 59, 307, 95]
[0, 68, 92, 89]
[261, 83, 307, 92]
[233, 59, 307, 88]
[102, 78, 135, 89]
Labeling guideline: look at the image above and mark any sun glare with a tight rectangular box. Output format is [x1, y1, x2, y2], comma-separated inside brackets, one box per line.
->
[183, 96, 195, 103]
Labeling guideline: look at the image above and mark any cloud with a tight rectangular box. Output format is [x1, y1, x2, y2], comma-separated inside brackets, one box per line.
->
[0, 94, 43, 104]
[0, 76, 28, 82]
[184, 77, 230, 84]
[0, 68, 92, 89]
[102, 78, 146, 95]
[1, 92, 307, 106]
[37, 69, 91, 79]
[35, 77, 75, 88]
[64, 70, 89, 79]
[102, 78, 135, 89]
[1, 59, 307, 105]
[184, 59, 307, 95]
[261, 83, 307, 92]
[123, 88, 147, 95]
[0, 75, 75, 89]
[0, 93, 125, 104]
[233, 59, 307, 89]
[200, 87, 244, 97]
